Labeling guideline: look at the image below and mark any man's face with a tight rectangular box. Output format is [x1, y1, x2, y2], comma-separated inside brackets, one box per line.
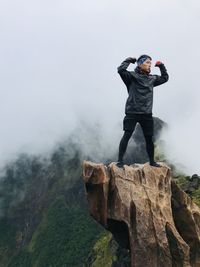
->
[140, 58, 151, 74]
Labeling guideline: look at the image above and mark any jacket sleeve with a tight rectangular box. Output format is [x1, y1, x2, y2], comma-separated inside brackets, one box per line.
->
[153, 63, 169, 87]
[117, 58, 134, 88]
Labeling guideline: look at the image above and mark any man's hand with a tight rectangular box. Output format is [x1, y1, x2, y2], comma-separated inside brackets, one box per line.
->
[126, 57, 137, 64]
[155, 61, 163, 67]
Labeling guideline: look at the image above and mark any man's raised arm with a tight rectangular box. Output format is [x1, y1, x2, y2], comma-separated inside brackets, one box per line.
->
[153, 61, 169, 87]
[117, 57, 136, 87]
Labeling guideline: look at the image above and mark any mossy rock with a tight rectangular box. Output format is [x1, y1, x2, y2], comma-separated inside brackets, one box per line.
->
[85, 232, 117, 267]
[85, 231, 131, 267]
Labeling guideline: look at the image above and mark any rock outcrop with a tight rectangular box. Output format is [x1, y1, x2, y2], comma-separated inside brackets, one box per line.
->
[83, 161, 200, 267]
[181, 174, 200, 195]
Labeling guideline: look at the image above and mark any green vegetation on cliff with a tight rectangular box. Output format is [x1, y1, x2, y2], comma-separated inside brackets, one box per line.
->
[85, 232, 117, 267]
[8, 196, 103, 267]
[0, 144, 106, 267]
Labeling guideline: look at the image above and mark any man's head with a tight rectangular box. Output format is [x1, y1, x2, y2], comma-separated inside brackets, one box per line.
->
[137, 55, 152, 74]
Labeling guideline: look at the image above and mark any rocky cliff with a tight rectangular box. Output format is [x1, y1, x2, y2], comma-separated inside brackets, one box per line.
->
[83, 161, 200, 267]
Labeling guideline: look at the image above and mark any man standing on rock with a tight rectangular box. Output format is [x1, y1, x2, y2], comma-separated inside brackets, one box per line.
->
[117, 55, 169, 168]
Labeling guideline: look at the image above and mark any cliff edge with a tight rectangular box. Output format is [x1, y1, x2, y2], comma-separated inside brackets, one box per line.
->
[83, 161, 200, 267]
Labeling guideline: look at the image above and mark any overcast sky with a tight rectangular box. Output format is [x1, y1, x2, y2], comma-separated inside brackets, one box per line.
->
[0, 0, 200, 174]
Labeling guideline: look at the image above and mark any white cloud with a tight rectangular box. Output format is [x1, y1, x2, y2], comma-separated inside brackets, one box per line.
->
[0, 0, 199, 173]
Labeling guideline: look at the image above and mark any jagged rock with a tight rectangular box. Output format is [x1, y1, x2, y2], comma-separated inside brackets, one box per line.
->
[172, 180, 200, 266]
[182, 174, 200, 194]
[83, 161, 200, 267]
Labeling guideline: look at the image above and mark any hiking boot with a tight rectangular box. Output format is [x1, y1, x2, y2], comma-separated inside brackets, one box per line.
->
[116, 161, 124, 168]
[150, 161, 161, 168]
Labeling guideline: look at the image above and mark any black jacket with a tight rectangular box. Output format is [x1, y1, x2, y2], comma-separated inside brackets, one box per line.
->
[118, 58, 169, 114]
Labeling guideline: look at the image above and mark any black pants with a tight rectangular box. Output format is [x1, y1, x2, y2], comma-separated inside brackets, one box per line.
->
[118, 113, 155, 163]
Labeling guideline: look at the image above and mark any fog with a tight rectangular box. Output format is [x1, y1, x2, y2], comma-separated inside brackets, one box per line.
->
[0, 0, 200, 174]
